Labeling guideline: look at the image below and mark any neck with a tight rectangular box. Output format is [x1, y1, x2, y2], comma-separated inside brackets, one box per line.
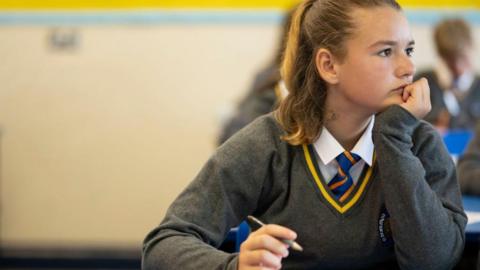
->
[323, 92, 372, 151]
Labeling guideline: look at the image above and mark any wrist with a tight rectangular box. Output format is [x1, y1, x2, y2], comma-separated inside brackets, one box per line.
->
[374, 105, 419, 136]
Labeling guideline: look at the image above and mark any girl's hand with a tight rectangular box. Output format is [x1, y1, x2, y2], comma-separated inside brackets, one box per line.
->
[238, 224, 296, 270]
[399, 78, 431, 118]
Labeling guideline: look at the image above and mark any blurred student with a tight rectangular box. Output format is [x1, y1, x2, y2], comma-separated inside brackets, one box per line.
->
[143, 1, 466, 269]
[416, 18, 480, 132]
[217, 9, 294, 145]
[458, 123, 480, 195]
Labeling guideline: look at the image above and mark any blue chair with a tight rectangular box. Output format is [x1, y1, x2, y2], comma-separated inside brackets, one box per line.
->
[442, 130, 473, 156]
[222, 221, 250, 252]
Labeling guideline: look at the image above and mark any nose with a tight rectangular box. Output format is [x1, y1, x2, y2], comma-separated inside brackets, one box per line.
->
[395, 54, 415, 80]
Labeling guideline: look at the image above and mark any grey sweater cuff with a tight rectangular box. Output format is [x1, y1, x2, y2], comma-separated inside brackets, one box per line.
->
[227, 255, 239, 270]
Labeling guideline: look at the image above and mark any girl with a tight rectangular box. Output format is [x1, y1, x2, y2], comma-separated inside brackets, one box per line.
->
[143, 0, 467, 269]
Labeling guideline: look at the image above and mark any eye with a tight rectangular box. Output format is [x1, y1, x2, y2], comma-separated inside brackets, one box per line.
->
[406, 47, 415, 57]
[378, 48, 392, 57]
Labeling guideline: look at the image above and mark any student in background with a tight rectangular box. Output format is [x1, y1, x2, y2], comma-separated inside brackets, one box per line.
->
[458, 123, 480, 195]
[143, 0, 466, 269]
[217, 9, 294, 145]
[416, 18, 480, 133]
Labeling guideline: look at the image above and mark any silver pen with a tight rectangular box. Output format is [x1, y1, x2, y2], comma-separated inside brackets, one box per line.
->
[247, 215, 303, 252]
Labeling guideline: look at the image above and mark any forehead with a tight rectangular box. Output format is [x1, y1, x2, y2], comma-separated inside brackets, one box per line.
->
[348, 6, 412, 45]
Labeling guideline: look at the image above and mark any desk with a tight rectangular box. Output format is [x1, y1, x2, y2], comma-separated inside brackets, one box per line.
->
[464, 195, 480, 243]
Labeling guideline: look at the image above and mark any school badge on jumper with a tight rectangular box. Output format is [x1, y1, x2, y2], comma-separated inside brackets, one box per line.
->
[378, 205, 394, 247]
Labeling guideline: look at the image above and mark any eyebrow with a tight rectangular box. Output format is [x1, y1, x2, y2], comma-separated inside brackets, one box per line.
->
[369, 40, 415, 48]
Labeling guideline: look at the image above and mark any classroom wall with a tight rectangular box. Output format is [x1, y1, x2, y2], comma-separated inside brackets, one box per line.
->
[0, 23, 279, 246]
[0, 11, 479, 247]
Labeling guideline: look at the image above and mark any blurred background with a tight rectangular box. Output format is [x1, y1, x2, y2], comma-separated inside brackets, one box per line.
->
[0, 0, 479, 269]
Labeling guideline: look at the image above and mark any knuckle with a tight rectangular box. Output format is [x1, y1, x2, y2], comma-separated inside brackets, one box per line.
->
[263, 224, 274, 233]
[259, 235, 271, 246]
[238, 252, 246, 263]
[240, 242, 247, 252]
[258, 250, 271, 262]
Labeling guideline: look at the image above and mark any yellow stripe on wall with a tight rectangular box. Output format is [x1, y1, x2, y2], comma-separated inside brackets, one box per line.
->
[0, 0, 294, 9]
[0, 0, 478, 9]
[400, 0, 477, 8]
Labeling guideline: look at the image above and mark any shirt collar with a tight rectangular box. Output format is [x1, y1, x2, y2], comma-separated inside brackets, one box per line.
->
[456, 71, 474, 92]
[313, 116, 375, 166]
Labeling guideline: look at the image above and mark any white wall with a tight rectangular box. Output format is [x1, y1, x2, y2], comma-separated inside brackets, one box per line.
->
[0, 16, 478, 246]
[0, 24, 278, 246]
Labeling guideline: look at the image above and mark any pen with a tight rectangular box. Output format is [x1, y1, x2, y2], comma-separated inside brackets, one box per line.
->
[247, 215, 303, 252]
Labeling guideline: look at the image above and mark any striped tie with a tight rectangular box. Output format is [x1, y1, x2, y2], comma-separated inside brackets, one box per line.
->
[328, 151, 361, 202]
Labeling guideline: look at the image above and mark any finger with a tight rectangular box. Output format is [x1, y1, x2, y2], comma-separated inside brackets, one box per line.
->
[402, 85, 412, 102]
[253, 224, 297, 241]
[413, 78, 429, 113]
[422, 86, 428, 108]
[249, 224, 296, 254]
[241, 234, 289, 257]
[417, 77, 429, 101]
[241, 249, 283, 269]
[421, 79, 431, 109]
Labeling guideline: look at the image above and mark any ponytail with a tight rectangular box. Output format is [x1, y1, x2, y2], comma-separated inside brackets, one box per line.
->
[276, 0, 325, 145]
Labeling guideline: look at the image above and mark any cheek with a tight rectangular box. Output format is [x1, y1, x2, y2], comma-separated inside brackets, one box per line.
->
[369, 61, 391, 77]
[340, 59, 391, 97]
[358, 65, 388, 92]
[362, 65, 396, 104]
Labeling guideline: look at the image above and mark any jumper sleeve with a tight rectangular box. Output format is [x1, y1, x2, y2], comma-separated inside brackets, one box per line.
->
[142, 117, 279, 270]
[458, 125, 480, 195]
[372, 105, 467, 270]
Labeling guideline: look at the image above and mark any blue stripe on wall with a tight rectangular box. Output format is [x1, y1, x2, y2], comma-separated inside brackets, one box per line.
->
[406, 10, 480, 24]
[0, 11, 284, 25]
[0, 9, 478, 25]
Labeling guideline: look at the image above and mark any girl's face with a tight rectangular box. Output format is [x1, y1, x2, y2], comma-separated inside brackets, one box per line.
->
[333, 6, 415, 115]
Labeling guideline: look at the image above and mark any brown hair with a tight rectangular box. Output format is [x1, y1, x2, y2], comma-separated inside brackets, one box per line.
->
[254, 7, 296, 93]
[434, 18, 473, 61]
[275, 0, 401, 145]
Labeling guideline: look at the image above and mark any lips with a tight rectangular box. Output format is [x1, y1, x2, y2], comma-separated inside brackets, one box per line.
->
[391, 87, 403, 93]
[392, 84, 408, 92]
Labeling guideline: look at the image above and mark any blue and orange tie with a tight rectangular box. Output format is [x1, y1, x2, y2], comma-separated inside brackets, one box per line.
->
[328, 151, 361, 202]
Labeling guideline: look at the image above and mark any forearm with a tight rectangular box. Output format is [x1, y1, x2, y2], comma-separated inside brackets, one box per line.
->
[143, 230, 238, 270]
[141, 172, 252, 270]
[374, 106, 466, 270]
[376, 141, 465, 269]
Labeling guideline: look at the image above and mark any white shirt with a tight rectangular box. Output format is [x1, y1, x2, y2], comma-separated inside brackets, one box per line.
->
[313, 117, 375, 185]
[443, 72, 474, 116]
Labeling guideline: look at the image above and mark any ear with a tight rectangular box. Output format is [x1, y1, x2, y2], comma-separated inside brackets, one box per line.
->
[315, 48, 340, 84]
